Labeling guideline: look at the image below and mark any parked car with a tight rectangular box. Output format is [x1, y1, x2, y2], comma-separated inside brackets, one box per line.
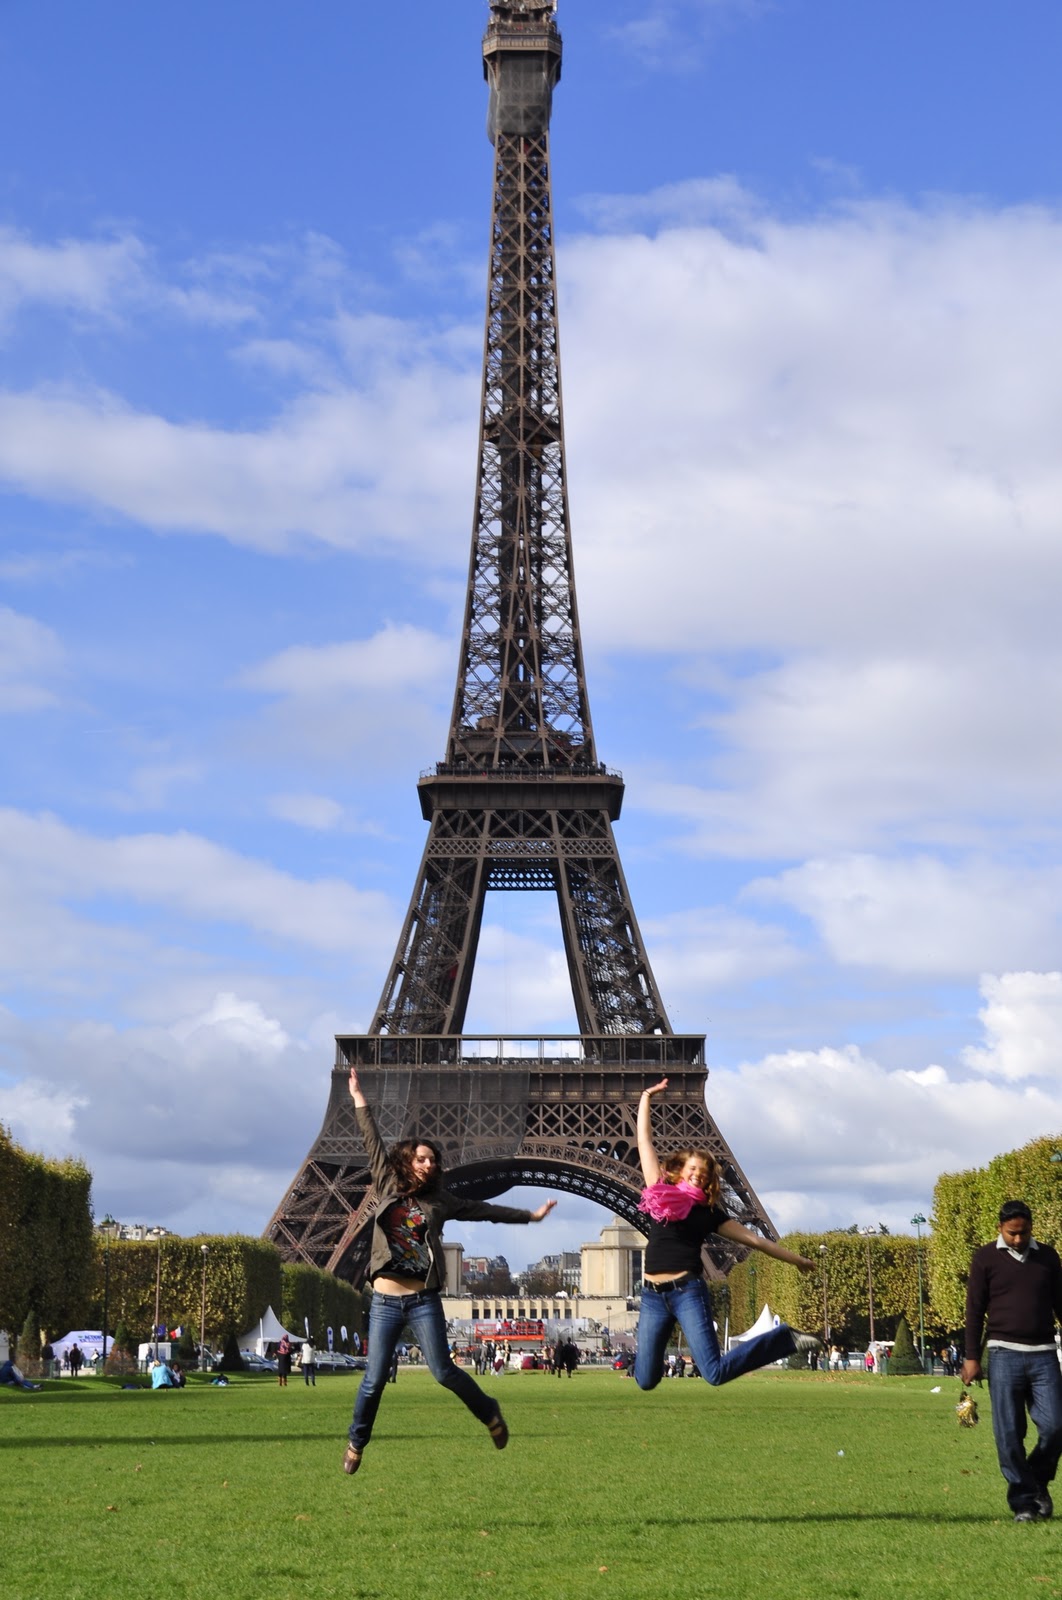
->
[312, 1349, 347, 1372]
[239, 1351, 278, 1373]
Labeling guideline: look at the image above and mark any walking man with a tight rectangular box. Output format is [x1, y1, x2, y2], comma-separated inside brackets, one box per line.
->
[963, 1199, 1062, 1522]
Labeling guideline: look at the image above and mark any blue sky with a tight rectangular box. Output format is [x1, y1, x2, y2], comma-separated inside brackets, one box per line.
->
[2, 0, 1062, 1271]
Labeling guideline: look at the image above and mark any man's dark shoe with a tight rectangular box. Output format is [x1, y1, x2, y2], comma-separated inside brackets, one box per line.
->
[1033, 1487, 1053, 1520]
[342, 1444, 362, 1475]
[1013, 1510, 1037, 1523]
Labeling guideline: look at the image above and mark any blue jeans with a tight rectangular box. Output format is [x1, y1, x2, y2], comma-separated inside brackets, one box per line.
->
[987, 1347, 1062, 1513]
[348, 1289, 498, 1451]
[634, 1277, 796, 1390]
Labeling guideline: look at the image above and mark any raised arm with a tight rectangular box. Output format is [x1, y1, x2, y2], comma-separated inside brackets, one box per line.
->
[716, 1219, 816, 1272]
[347, 1066, 390, 1191]
[637, 1079, 668, 1187]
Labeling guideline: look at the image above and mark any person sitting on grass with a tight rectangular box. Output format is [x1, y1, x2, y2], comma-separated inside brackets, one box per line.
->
[633, 1078, 821, 1392]
[341, 1064, 557, 1477]
[0, 1360, 42, 1391]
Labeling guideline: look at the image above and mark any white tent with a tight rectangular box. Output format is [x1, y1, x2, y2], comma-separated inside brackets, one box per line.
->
[730, 1303, 780, 1344]
[53, 1329, 105, 1360]
[235, 1305, 303, 1356]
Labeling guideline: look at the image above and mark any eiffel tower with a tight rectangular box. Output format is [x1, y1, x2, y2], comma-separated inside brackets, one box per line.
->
[266, 0, 776, 1283]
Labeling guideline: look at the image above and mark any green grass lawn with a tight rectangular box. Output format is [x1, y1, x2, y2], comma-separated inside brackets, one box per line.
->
[2, 1366, 1058, 1600]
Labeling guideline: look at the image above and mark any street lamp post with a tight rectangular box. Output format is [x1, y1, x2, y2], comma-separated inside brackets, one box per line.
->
[148, 1226, 166, 1362]
[860, 1227, 877, 1350]
[605, 1305, 611, 1353]
[911, 1213, 928, 1374]
[199, 1244, 210, 1370]
[99, 1214, 117, 1370]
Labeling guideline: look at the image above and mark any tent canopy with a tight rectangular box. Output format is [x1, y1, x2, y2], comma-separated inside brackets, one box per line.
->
[53, 1330, 105, 1358]
[731, 1303, 780, 1343]
[235, 1306, 303, 1355]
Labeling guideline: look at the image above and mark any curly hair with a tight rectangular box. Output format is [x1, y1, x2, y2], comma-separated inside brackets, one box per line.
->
[661, 1148, 721, 1207]
[388, 1137, 444, 1195]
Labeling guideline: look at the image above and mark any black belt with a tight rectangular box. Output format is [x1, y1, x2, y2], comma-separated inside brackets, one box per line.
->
[645, 1273, 696, 1294]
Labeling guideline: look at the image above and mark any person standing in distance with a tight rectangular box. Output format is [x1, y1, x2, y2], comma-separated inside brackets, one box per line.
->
[963, 1199, 1062, 1522]
[342, 1065, 557, 1475]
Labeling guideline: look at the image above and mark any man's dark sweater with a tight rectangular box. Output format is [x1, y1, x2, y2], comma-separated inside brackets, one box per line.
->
[965, 1240, 1062, 1358]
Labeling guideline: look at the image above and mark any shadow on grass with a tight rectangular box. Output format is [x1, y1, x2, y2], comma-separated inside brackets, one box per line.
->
[0, 1431, 346, 1448]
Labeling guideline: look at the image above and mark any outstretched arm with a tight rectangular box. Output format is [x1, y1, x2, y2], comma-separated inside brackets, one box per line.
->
[445, 1196, 558, 1225]
[716, 1219, 816, 1272]
[637, 1079, 668, 1187]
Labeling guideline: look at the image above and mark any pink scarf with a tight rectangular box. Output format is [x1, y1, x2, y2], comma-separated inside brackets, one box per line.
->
[638, 1180, 707, 1223]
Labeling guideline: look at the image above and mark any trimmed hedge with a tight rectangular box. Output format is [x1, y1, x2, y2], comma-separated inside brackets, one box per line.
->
[929, 1132, 1062, 1328]
[0, 1123, 93, 1340]
[281, 1261, 366, 1349]
[90, 1234, 282, 1347]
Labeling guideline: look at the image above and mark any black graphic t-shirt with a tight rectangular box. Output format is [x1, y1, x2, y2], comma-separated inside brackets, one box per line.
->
[376, 1196, 431, 1281]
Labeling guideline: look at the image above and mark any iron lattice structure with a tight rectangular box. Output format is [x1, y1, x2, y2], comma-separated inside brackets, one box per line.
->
[267, 0, 776, 1283]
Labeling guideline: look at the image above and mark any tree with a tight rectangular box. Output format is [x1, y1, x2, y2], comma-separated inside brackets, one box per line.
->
[888, 1314, 923, 1375]
[18, 1307, 41, 1376]
[218, 1332, 246, 1372]
[520, 1269, 562, 1297]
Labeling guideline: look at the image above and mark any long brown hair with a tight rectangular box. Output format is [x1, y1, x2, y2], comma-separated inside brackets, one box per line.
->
[662, 1148, 721, 1207]
[388, 1138, 444, 1195]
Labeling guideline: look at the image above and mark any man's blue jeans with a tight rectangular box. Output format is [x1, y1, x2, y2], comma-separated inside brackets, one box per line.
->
[348, 1288, 498, 1451]
[634, 1276, 796, 1389]
[987, 1347, 1062, 1513]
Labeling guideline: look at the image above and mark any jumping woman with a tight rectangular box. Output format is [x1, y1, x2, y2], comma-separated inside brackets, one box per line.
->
[634, 1078, 820, 1390]
[342, 1065, 557, 1475]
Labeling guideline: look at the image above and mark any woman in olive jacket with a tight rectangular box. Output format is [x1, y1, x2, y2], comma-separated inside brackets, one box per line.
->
[343, 1066, 556, 1475]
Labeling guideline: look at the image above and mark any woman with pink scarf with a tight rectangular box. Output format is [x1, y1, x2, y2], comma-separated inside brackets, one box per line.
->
[633, 1078, 821, 1390]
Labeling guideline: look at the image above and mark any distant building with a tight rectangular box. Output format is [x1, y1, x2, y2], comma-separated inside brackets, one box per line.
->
[580, 1217, 644, 1299]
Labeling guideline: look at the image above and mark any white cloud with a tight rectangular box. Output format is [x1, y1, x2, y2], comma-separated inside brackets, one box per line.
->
[268, 793, 344, 831]
[241, 623, 452, 696]
[642, 649, 1062, 859]
[749, 855, 1062, 977]
[0, 994, 327, 1224]
[266, 793, 388, 836]
[708, 1039, 1062, 1230]
[236, 623, 454, 769]
[0, 606, 65, 712]
[0, 807, 396, 956]
[562, 196, 1062, 662]
[963, 971, 1062, 1083]
[605, 0, 768, 64]
[643, 907, 801, 997]
[0, 228, 146, 324]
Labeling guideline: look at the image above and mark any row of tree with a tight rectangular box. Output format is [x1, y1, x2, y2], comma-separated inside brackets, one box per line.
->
[85, 1235, 367, 1351]
[722, 1132, 1062, 1345]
